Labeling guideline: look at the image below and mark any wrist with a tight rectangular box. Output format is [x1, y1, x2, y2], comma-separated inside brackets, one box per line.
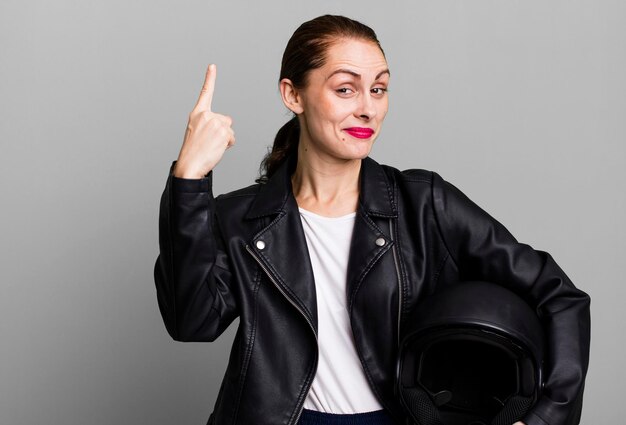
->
[172, 160, 205, 179]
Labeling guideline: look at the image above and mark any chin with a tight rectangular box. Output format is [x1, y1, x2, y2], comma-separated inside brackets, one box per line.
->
[339, 148, 372, 161]
[344, 140, 375, 159]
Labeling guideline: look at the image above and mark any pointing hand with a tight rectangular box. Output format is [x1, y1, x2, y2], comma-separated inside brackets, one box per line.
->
[174, 64, 235, 178]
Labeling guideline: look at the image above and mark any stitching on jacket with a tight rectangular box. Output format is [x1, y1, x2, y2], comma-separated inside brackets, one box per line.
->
[383, 168, 397, 213]
[289, 354, 316, 425]
[350, 315, 395, 422]
[288, 358, 318, 425]
[399, 166, 432, 184]
[349, 243, 392, 310]
[251, 210, 286, 240]
[221, 192, 257, 199]
[231, 265, 261, 425]
[231, 214, 268, 424]
[261, 254, 315, 324]
[429, 172, 459, 270]
[218, 184, 260, 200]
[367, 209, 396, 217]
[385, 167, 396, 210]
[254, 211, 316, 330]
[246, 185, 292, 219]
[359, 209, 387, 236]
[402, 177, 431, 183]
[349, 214, 393, 311]
[358, 363, 389, 419]
[366, 164, 397, 217]
[344, 213, 396, 418]
[432, 252, 450, 287]
[389, 221, 410, 328]
[390, 177, 410, 322]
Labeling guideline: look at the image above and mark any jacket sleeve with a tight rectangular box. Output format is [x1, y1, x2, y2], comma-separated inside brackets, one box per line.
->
[153, 161, 239, 342]
[431, 172, 591, 425]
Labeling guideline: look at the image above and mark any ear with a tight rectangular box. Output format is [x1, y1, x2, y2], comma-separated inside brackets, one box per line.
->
[279, 78, 304, 114]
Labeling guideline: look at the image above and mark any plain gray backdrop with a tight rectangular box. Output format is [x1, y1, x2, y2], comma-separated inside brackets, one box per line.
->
[1, 0, 624, 423]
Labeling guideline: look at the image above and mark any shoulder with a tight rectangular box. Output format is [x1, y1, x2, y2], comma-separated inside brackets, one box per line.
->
[372, 159, 467, 210]
[373, 159, 440, 188]
[214, 182, 262, 215]
[217, 182, 262, 201]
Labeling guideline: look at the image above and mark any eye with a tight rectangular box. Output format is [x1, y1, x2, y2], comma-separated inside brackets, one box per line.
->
[336, 87, 355, 96]
[371, 87, 388, 96]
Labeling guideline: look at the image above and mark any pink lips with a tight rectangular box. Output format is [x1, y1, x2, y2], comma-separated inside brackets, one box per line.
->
[344, 127, 374, 139]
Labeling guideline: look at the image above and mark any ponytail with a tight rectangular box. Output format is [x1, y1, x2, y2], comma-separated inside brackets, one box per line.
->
[257, 116, 300, 183]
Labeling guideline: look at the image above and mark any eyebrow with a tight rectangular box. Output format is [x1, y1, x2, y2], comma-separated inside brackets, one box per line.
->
[326, 68, 391, 80]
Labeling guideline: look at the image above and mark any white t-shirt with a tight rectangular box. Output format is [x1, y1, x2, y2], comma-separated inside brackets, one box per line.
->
[298, 207, 384, 413]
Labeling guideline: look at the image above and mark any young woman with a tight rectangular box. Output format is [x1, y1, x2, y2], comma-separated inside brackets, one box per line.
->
[154, 15, 590, 425]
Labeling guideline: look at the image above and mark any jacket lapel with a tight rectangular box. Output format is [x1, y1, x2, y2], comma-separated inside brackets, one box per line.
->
[346, 157, 398, 311]
[245, 155, 318, 334]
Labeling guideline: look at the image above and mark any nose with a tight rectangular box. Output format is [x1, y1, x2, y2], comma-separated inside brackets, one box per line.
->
[356, 92, 377, 120]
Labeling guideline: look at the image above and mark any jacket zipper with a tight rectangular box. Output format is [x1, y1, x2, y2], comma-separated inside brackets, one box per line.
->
[390, 219, 405, 424]
[245, 244, 318, 425]
[389, 219, 403, 346]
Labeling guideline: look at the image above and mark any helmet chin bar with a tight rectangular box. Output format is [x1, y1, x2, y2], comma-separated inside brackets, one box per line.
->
[396, 282, 546, 425]
[399, 328, 539, 425]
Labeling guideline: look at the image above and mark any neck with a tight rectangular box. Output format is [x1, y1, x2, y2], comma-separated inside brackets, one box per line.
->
[291, 145, 361, 217]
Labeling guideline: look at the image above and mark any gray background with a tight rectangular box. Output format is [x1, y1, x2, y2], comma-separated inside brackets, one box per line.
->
[1, 0, 623, 424]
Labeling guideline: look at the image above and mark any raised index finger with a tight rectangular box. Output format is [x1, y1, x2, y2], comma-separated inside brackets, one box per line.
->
[195, 64, 216, 111]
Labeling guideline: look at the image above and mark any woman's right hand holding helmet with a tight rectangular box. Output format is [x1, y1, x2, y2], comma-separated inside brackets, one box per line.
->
[173, 64, 235, 179]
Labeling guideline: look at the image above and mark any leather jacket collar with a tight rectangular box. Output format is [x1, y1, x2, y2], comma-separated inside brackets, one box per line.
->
[243, 153, 399, 338]
[245, 153, 398, 220]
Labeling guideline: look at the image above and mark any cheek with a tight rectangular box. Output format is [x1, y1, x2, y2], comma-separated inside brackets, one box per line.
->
[379, 99, 389, 119]
[310, 100, 344, 128]
[380, 108, 388, 122]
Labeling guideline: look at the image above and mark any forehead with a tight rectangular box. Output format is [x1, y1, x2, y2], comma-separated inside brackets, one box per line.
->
[322, 38, 388, 75]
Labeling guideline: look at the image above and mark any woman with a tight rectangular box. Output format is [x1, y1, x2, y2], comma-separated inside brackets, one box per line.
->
[154, 15, 590, 425]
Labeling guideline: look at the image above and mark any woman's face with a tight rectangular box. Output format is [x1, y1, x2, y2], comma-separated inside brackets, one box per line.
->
[287, 38, 390, 163]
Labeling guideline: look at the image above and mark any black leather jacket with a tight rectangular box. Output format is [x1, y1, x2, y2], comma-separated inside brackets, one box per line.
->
[154, 154, 590, 425]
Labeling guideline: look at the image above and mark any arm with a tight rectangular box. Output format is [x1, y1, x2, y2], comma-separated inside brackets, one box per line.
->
[432, 172, 590, 425]
[154, 63, 239, 342]
[153, 162, 239, 342]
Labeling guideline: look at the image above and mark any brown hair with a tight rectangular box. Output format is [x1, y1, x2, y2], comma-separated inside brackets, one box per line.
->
[256, 15, 384, 183]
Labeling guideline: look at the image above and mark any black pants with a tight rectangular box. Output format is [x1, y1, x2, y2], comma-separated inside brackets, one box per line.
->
[297, 408, 397, 425]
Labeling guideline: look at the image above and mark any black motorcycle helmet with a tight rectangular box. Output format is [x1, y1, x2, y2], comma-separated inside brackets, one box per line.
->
[396, 281, 545, 425]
